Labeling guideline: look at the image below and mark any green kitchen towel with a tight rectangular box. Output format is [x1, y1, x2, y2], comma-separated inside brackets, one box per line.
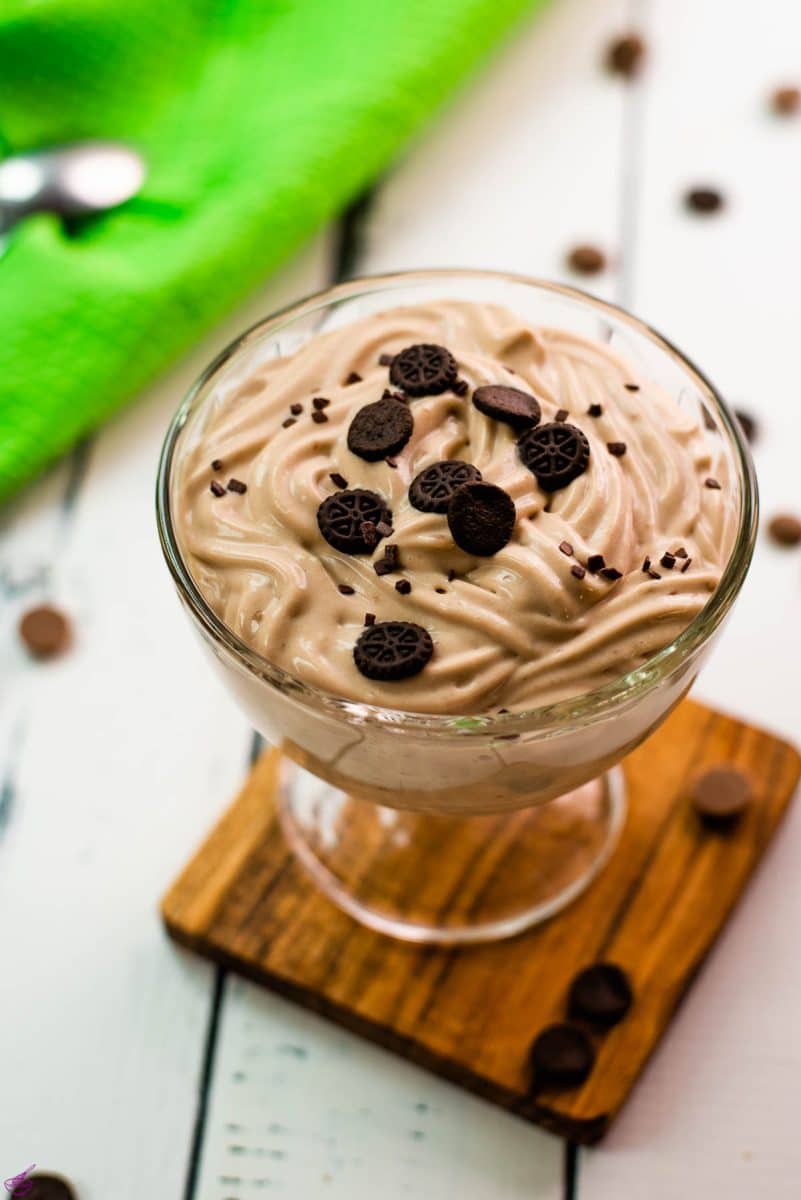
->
[0, 0, 546, 504]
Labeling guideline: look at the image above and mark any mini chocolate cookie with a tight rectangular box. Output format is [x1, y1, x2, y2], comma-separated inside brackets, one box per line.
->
[472, 385, 542, 430]
[317, 489, 392, 554]
[390, 343, 458, 396]
[568, 963, 634, 1029]
[353, 620, 433, 681]
[518, 422, 590, 491]
[530, 1024, 595, 1088]
[447, 481, 516, 556]
[409, 460, 482, 513]
[347, 398, 413, 461]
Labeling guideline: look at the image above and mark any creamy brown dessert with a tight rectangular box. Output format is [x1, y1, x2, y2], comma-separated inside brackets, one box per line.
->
[174, 300, 736, 714]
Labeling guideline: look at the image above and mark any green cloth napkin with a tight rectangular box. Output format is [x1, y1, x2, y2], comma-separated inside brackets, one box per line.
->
[0, 0, 546, 504]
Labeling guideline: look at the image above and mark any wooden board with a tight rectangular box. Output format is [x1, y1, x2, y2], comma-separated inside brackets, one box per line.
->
[162, 699, 800, 1145]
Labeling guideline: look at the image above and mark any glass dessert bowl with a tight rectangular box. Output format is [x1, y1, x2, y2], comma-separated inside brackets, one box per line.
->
[157, 270, 757, 944]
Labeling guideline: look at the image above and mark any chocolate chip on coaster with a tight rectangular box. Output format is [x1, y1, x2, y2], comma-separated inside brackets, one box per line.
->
[447, 481, 516, 557]
[530, 1023, 595, 1088]
[691, 765, 753, 827]
[472, 385, 542, 430]
[568, 963, 634, 1029]
[347, 398, 413, 462]
[768, 512, 801, 547]
[353, 620, 433, 681]
[317, 489, 392, 555]
[409, 460, 482, 514]
[518, 422, 590, 491]
[19, 604, 72, 660]
[390, 343, 457, 397]
[10, 1174, 76, 1200]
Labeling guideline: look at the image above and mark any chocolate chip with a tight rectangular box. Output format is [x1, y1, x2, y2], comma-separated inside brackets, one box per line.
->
[587, 403, 603, 417]
[571, 564, 586, 580]
[680, 558, 692, 573]
[282, 417, 297, 428]
[382, 387, 408, 404]
[530, 1024, 595, 1088]
[210, 480, 225, 497]
[313, 396, 330, 410]
[587, 554, 605, 573]
[19, 604, 71, 659]
[452, 379, 470, 397]
[227, 478, 247, 494]
[330, 472, 349, 489]
[378, 353, 395, 367]
[11, 1174, 76, 1200]
[600, 566, 622, 581]
[472, 385, 542, 430]
[768, 512, 801, 546]
[734, 409, 757, 443]
[385, 457, 398, 469]
[354, 620, 433, 681]
[344, 372, 362, 385]
[338, 584, 355, 595]
[395, 579, 411, 595]
[435, 586, 446, 594]
[648, 569, 662, 580]
[211, 458, 223, 471]
[642, 557, 651, 572]
[568, 963, 634, 1029]
[624, 383, 640, 392]
[660, 552, 676, 569]
[409, 460, 483, 514]
[607, 442, 627, 457]
[312, 410, 329, 424]
[390, 343, 457, 397]
[447, 481, 516, 557]
[559, 540, 574, 557]
[374, 544, 400, 576]
[771, 85, 801, 115]
[360, 521, 378, 548]
[685, 187, 724, 215]
[691, 765, 752, 827]
[674, 547, 688, 558]
[605, 32, 646, 78]
[364, 612, 376, 626]
[317, 489, 392, 555]
[347, 398, 413, 462]
[375, 520, 393, 538]
[566, 244, 606, 275]
[290, 403, 303, 415]
[705, 477, 721, 490]
[518, 422, 590, 492]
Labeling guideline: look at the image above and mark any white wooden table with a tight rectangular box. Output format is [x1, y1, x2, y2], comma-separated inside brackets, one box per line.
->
[3, 1, 801, 1195]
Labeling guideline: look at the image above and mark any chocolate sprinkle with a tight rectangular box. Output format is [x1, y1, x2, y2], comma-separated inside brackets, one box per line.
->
[648, 569, 662, 580]
[680, 558, 692, 573]
[605, 32, 646, 78]
[313, 396, 330, 410]
[385, 457, 398, 468]
[555, 409, 569, 423]
[211, 458, 223, 471]
[435, 587, 446, 594]
[290, 403, 303, 415]
[364, 612, 376, 626]
[685, 186, 724, 215]
[559, 540, 574, 557]
[447, 481, 516, 557]
[452, 378, 470, 397]
[347, 398, 413, 461]
[642, 557, 651, 572]
[566, 244, 606, 275]
[317, 489, 392, 555]
[607, 442, 627, 457]
[601, 566, 623, 581]
[587, 403, 603, 417]
[374, 544, 400, 576]
[530, 1023, 595, 1088]
[624, 383, 640, 392]
[571, 564, 586, 580]
[330, 472, 349, 489]
[395, 579, 411, 595]
[660, 552, 676, 569]
[210, 480, 225, 497]
[409, 460, 482, 514]
[518, 422, 590, 492]
[375, 520, 393, 538]
[354, 620, 433, 681]
[674, 547, 688, 558]
[338, 584, 355, 595]
[705, 477, 722, 490]
[473, 384, 542, 430]
[378, 353, 395, 367]
[587, 554, 606, 573]
[312, 410, 329, 424]
[227, 478, 247, 494]
[345, 371, 362, 385]
[568, 963, 634, 1029]
[282, 417, 297, 428]
[390, 343, 458, 397]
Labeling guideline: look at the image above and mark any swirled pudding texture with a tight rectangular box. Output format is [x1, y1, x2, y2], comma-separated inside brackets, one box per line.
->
[175, 301, 736, 714]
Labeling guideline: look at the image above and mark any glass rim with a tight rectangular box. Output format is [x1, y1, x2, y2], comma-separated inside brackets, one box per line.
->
[156, 267, 758, 736]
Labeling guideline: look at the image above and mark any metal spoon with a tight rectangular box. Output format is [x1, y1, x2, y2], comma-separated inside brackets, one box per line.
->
[0, 141, 146, 234]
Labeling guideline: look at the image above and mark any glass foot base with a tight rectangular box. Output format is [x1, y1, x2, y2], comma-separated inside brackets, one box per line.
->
[276, 766, 627, 945]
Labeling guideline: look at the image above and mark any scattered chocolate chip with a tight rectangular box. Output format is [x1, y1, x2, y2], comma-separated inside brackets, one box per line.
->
[530, 1024, 595, 1088]
[290, 403, 303, 415]
[472, 384, 542, 430]
[282, 417, 297, 428]
[680, 558, 692, 573]
[607, 442, 627, 457]
[19, 604, 72, 659]
[313, 396, 330, 410]
[660, 552, 676, 570]
[385, 457, 398, 469]
[435, 587, 446, 594]
[605, 32, 646, 78]
[347, 398, 413, 462]
[734, 408, 757, 443]
[705, 477, 721, 490]
[447, 481, 516, 557]
[211, 458, 223, 471]
[691, 765, 753, 827]
[360, 521, 378, 548]
[11, 1174, 76, 1200]
[771, 85, 801, 115]
[559, 540, 574, 557]
[390, 343, 458, 397]
[685, 187, 724, 215]
[571, 564, 586, 580]
[395, 579, 411, 595]
[227, 478, 247, 494]
[338, 584, 355, 595]
[601, 566, 623, 581]
[375, 520, 393, 538]
[452, 378, 469, 396]
[587, 554, 606, 573]
[647, 569, 662, 580]
[624, 383, 640, 392]
[568, 963, 634, 1029]
[674, 547, 688, 558]
[378, 353, 395, 367]
[555, 409, 569, 423]
[642, 557, 651, 572]
[768, 512, 801, 546]
[330, 472, 349, 489]
[382, 388, 408, 404]
[312, 410, 329, 424]
[344, 372, 362, 385]
[566, 243, 606, 275]
[409, 460, 483, 514]
[354, 620, 433, 681]
[210, 480, 226, 497]
[364, 612, 376, 626]
[518, 422, 590, 492]
[587, 403, 603, 417]
[317, 489, 392, 555]
[374, 544, 400, 576]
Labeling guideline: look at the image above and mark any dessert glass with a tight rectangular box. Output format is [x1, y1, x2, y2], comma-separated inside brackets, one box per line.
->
[157, 270, 757, 945]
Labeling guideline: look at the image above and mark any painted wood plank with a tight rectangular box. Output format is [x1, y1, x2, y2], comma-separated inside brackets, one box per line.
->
[581, 0, 801, 1194]
[0, 238, 331, 1197]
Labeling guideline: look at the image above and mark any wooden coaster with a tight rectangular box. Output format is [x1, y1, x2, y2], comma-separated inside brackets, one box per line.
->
[162, 700, 800, 1143]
